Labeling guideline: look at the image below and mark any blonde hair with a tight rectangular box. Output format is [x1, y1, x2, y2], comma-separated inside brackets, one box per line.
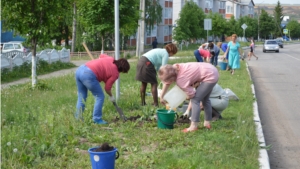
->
[158, 65, 177, 83]
[232, 34, 237, 38]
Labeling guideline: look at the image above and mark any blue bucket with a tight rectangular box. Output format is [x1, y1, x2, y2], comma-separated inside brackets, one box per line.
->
[219, 62, 227, 70]
[88, 147, 119, 169]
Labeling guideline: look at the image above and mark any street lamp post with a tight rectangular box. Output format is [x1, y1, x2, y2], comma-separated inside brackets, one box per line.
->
[257, 1, 264, 41]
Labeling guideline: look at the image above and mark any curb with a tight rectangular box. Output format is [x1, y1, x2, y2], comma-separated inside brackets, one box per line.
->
[246, 63, 270, 169]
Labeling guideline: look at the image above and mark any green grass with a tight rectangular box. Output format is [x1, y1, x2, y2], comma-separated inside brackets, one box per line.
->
[1, 57, 259, 168]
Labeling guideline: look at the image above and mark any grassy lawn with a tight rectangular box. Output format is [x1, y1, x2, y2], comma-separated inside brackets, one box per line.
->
[1, 55, 259, 168]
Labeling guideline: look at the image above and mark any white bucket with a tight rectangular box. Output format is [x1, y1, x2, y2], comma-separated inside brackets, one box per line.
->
[163, 85, 187, 109]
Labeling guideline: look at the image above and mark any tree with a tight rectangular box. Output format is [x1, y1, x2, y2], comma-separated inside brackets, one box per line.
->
[145, 0, 163, 32]
[237, 16, 258, 39]
[2, 0, 72, 87]
[273, 0, 284, 37]
[259, 9, 274, 39]
[77, 0, 140, 52]
[286, 20, 300, 39]
[226, 16, 238, 36]
[206, 12, 227, 39]
[173, 1, 205, 43]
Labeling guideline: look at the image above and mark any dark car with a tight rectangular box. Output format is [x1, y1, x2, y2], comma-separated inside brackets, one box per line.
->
[275, 39, 283, 48]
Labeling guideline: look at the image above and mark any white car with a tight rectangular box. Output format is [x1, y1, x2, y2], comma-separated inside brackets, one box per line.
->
[263, 40, 279, 53]
[1, 42, 26, 53]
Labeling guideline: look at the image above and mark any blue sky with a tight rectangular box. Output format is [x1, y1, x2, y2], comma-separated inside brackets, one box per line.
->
[254, 0, 300, 4]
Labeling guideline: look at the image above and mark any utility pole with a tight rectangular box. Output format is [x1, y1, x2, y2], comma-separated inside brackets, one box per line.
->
[136, 0, 145, 58]
[257, 1, 265, 41]
[115, 0, 120, 99]
[257, 7, 260, 41]
[140, 0, 145, 56]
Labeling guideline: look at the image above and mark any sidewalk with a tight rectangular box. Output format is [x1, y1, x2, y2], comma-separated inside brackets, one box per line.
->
[1, 59, 138, 89]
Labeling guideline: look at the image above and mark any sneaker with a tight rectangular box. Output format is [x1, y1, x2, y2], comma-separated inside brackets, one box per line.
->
[93, 119, 108, 124]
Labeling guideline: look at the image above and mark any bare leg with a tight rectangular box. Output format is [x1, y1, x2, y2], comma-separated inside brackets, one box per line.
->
[140, 82, 147, 106]
[151, 83, 158, 106]
[248, 52, 252, 60]
[252, 52, 258, 60]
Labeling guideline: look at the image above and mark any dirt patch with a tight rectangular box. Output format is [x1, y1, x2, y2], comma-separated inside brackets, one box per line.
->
[177, 115, 191, 123]
[92, 143, 115, 152]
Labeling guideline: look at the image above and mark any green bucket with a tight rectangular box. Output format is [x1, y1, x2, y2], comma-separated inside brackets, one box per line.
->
[156, 109, 177, 129]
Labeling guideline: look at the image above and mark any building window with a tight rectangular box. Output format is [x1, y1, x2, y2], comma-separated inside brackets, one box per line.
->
[146, 25, 157, 37]
[164, 7, 172, 19]
[205, 0, 211, 9]
[164, 26, 169, 36]
[219, 1, 225, 9]
[226, 5, 232, 13]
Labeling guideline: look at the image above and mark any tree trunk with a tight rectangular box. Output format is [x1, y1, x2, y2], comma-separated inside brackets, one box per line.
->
[65, 25, 69, 46]
[101, 36, 104, 54]
[31, 38, 38, 88]
[71, 2, 77, 52]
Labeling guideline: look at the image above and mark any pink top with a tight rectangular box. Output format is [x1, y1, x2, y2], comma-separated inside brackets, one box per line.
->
[175, 62, 219, 98]
[199, 49, 210, 58]
[85, 54, 119, 91]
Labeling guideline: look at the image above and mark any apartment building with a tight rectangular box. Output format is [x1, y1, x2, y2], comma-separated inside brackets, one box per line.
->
[127, 0, 254, 47]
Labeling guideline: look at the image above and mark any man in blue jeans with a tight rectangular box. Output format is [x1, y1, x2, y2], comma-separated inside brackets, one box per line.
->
[208, 42, 220, 66]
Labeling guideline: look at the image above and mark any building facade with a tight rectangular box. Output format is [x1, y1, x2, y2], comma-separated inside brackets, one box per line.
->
[127, 0, 254, 47]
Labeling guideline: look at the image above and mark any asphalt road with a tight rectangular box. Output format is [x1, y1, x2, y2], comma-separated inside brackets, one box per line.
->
[247, 43, 300, 169]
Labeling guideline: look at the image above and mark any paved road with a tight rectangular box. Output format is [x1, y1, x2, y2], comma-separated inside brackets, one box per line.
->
[247, 44, 300, 169]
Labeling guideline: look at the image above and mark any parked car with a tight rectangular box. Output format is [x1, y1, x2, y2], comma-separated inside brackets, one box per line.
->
[263, 40, 279, 53]
[275, 39, 283, 48]
[1, 42, 26, 53]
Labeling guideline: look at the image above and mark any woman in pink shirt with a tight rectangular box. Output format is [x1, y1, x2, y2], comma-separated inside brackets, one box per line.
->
[75, 54, 130, 124]
[158, 62, 219, 132]
[194, 48, 214, 63]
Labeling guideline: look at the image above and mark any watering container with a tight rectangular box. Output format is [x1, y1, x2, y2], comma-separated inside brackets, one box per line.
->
[163, 85, 187, 109]
[219, 62, 228, 70]
[88, 147, 119, 169]
[156, 109, 177, 129]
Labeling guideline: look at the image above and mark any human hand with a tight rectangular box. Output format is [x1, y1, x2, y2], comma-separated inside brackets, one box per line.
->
[183, 110, 190, 117]
[160, 98, 167, 105]
[109, 96, 115, 102]
[193, 82, 200, 89]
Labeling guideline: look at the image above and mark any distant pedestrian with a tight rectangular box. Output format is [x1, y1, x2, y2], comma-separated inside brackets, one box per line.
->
[194, 48, 214, 63]
[152, 37, 158, 49]
[223, 34, 242, 75]
[248, 39, 258, 61]
[208, 42, 220, 66]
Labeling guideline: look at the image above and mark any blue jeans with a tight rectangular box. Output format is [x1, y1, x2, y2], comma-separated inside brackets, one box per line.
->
[194, 50, 203, 62]
[210, 50, 220, 66]
[75, 65, 105, 121]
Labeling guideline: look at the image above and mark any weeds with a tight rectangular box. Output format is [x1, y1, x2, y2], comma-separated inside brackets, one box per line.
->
[1, 57, 259, 168]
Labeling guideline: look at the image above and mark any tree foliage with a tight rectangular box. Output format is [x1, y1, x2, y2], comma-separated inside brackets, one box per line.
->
[237, 16, 258, 39]
[145, 0, 163, 32]
[77, 0, 140, 50]
[206, 12, 227, 37]
[226, 16, 238, 36]
[273, 0, 284, 37]
[259, 9, 274, 39]
[286, 20, 300, 39]
[173, 1, 205, 43]
[2, 0, 73, 87]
